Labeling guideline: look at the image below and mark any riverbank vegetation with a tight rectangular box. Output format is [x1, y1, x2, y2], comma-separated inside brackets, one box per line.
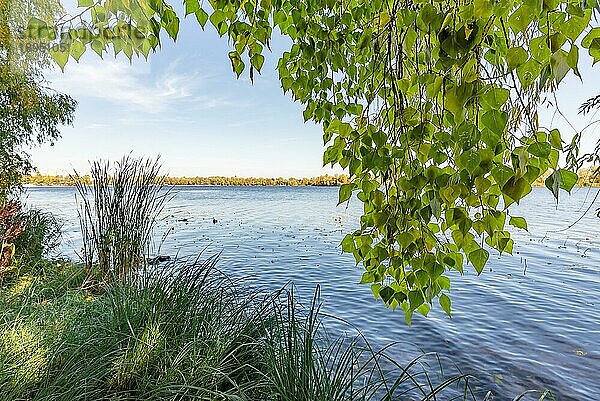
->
[1, 158, 483, 401]
[1, 256, 484, 401]
[23, 174, 351, 187]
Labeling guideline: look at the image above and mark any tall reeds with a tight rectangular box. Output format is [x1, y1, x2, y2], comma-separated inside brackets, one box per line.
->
[73, 156, 169, 284]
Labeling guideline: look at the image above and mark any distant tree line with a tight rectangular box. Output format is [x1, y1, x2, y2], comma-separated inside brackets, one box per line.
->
[24, 169, 600, 188]
[22, 174, 351, 187]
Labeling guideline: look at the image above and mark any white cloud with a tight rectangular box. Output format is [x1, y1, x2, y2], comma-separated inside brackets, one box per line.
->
[48, 56, 228, 114]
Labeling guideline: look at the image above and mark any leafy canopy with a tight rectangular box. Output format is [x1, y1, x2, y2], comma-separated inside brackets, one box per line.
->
[27, 0, 599, 323]
[1, 0, 76, 199]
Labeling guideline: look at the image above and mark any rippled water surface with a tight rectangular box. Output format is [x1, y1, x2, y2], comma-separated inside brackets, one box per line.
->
[25, 186, 600, 400]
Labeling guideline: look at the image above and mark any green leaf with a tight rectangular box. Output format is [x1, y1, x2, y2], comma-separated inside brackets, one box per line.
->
[250, 54, 265, 72]
[527, 142, 551, 158]
[49, 46, 69, 71]
[78, 0, 94, 7]
[506, 46, 529, 70]
[439, 293, 452, 316]
[549, 129, 562, 150]
[195, 9, 209, 28]
[458, 149, 481, 174]
[380, 286, 395, 304]
[509, 216, 528, 230]
[550, 50, 570, 84]
[589, 38, 600, 64]
[566, 3, 585, 17]
[359, 271, 374, 284]
[517, 58, 542, 87]
[338, 183, 354, 204]
[468, 248, 489, 274]
[481, 110, 508, 136]
[165, 16, 180, 40]
[326, 119, 352, 138]
[529, 36, 551, 62]
[548, 149, 559, 169]
[26, 17, 50, 40]
[545, 170, 561, 200]
[445, 86, 466, 121]
[417, 303, 430, 317]
[185, 0, 200, 16]
[582, 27, 600, 49]
[502, 176, 532, 203]
[491, 165, 514, 187]
[559, 169, 578, 192]
[560, 13, 591, 41]
[549, 32, 567, 53]
[408, 290, 424, 310]
[508, 5, 534, 33]
[475, 176, 491, 194]
[341, 234, 355, 253]
[91, 39, 104, 57]
[567, 44, 580, 77]
[69, 40, 86, 61]
[228, 51, 245, 76]
[210, 10, 227, 35]
[481, 87, 510, 109]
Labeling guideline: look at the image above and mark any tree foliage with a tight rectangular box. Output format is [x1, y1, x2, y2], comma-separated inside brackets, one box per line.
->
[1, 0, 76, 199]
[0, 70, 76, 197]
[27, 0, 600, 322]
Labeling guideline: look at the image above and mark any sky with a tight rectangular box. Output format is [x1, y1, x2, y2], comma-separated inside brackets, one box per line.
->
[29, 2, 600, 177]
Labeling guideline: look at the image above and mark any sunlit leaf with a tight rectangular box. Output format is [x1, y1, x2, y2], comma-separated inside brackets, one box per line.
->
[468, 248, 489, 275]
[338, 183, 354, 205]
[439, 293, 452, 316]
[559, 169, 578, 192]
[509, 216, 528, 230]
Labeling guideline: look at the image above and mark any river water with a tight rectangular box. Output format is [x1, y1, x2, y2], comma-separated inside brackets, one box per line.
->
[24, 186, 600, 400]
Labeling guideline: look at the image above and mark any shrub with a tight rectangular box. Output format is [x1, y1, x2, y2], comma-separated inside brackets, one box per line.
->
[13, 208, 62, 266]
[0, 200, 62, 281]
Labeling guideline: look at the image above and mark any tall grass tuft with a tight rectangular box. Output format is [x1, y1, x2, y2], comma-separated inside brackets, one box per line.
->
[73, 156, 169, 285]
[263, 287, 475, 401]
[34, 257, 273, 400]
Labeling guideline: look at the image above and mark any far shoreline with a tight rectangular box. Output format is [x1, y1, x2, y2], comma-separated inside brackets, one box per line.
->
[22, 183, 345, 188]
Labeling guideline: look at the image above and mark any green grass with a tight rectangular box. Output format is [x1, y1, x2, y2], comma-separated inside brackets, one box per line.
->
[0, 257, 478, 401]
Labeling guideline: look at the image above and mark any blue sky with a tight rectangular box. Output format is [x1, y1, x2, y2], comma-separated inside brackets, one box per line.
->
[30, 2, 600, 177]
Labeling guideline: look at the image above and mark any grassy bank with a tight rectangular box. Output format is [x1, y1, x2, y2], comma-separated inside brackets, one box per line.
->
[0, 257, 476, 401]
